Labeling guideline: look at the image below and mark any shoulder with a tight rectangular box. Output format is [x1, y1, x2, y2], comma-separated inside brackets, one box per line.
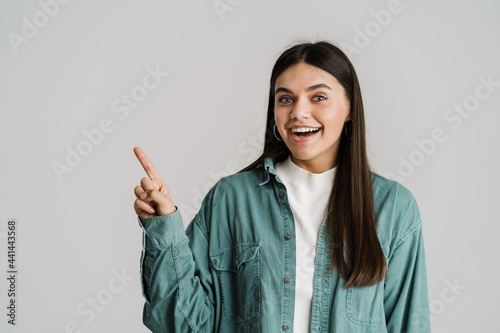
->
[195, 167, 265, 218]
[371, 173, 419, 211]
[218, 167, 265, 190]
[370, 172, 422, 251]
[200, 167, 266, 205]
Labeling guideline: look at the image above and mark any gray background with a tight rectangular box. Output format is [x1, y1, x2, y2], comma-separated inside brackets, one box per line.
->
[1, 0, 499, 332]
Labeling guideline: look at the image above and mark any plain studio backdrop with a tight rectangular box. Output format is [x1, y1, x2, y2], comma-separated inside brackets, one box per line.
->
[1, 0, 499, 332]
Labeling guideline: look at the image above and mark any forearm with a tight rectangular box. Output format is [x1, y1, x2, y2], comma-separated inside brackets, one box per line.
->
[139, 211, 215, 332]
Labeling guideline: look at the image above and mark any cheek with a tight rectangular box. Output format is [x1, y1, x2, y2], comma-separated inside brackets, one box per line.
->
[320, 121, 347, 143]
[321, 112, 347, 130]
[274, 109, 287, 125]
[320, 103, 350, 127]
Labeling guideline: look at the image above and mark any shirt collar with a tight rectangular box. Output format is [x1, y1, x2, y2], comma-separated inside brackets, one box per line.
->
[275, 154, 336, 191]
[259, 156, 281, 186]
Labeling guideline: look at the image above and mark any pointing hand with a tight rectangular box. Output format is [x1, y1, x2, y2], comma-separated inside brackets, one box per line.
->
[133, 147, 177, 220]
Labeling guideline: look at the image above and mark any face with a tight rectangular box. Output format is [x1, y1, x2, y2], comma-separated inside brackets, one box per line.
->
[274, 62, 351, 173]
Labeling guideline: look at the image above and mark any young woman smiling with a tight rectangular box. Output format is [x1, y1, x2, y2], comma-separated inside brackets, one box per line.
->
[133, 41, 431, 332]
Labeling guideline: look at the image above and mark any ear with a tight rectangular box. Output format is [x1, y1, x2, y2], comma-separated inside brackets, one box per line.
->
[345, 112, 352, 122]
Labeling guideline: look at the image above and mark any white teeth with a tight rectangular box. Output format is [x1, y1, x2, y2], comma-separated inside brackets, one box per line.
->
[291, 127, 320, 133]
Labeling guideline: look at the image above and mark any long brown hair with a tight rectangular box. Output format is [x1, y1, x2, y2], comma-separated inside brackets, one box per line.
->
[237, 40, 386, 288]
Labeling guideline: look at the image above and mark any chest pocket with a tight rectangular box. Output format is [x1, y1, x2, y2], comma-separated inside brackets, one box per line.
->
[210, 243, 261, 327]
[345, 246, 389, 327]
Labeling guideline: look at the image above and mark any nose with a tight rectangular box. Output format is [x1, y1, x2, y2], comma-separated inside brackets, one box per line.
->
[289, 98, 310, 119]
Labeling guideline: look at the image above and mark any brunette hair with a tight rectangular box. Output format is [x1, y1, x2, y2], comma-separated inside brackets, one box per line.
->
[237, 40, 387, 288]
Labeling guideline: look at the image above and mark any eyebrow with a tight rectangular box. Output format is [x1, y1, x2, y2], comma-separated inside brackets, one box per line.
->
[275, 83, 332, 95]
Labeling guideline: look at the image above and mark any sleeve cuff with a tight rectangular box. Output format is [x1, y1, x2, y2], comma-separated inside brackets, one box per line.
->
[137, 207, 186, 249]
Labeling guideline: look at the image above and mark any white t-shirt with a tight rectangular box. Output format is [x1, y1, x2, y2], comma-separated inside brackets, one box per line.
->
[275, 155, 336, 333]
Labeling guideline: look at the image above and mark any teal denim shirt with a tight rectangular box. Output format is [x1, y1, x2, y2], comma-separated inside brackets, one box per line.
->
[138, 156, 431, 332]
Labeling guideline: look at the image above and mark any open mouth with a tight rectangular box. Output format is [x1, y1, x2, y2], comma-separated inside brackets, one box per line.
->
[291, 128, 321, 137]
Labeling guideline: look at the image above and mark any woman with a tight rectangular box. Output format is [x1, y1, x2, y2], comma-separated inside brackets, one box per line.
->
[133, 41, 431, 332]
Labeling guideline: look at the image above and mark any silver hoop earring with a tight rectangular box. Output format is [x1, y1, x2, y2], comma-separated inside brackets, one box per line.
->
[273, 123, 283, 141]
[344, 121, 353, 140]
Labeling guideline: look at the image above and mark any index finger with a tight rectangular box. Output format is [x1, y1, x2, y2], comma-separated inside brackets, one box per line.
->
[133, 147, 162, 180]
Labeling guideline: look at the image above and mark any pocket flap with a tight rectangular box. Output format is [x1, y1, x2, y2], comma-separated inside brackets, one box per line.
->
[210, 243, 261, 273]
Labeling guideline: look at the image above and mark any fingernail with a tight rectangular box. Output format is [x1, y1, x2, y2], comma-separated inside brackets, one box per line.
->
[140, 193, 147, 199]
[150, 208, 155, 213]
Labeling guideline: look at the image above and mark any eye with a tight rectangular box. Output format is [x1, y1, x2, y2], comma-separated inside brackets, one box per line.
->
[277, 96, 293, 104]
[312, 95, 326, 102]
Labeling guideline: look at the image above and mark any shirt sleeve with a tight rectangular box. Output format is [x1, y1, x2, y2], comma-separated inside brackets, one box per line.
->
[383, 194, 431, 332]
[137, 207, 216, 332]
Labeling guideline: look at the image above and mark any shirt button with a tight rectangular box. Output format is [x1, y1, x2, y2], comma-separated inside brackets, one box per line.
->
[279, 191, 285, 198]
[282, 324, 289, 331]
[284, 277, 291, 283]
[284, 234, 291, 240]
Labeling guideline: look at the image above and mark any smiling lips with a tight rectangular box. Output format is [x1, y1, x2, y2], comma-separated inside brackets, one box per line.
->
[289, 126, 322, 142]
